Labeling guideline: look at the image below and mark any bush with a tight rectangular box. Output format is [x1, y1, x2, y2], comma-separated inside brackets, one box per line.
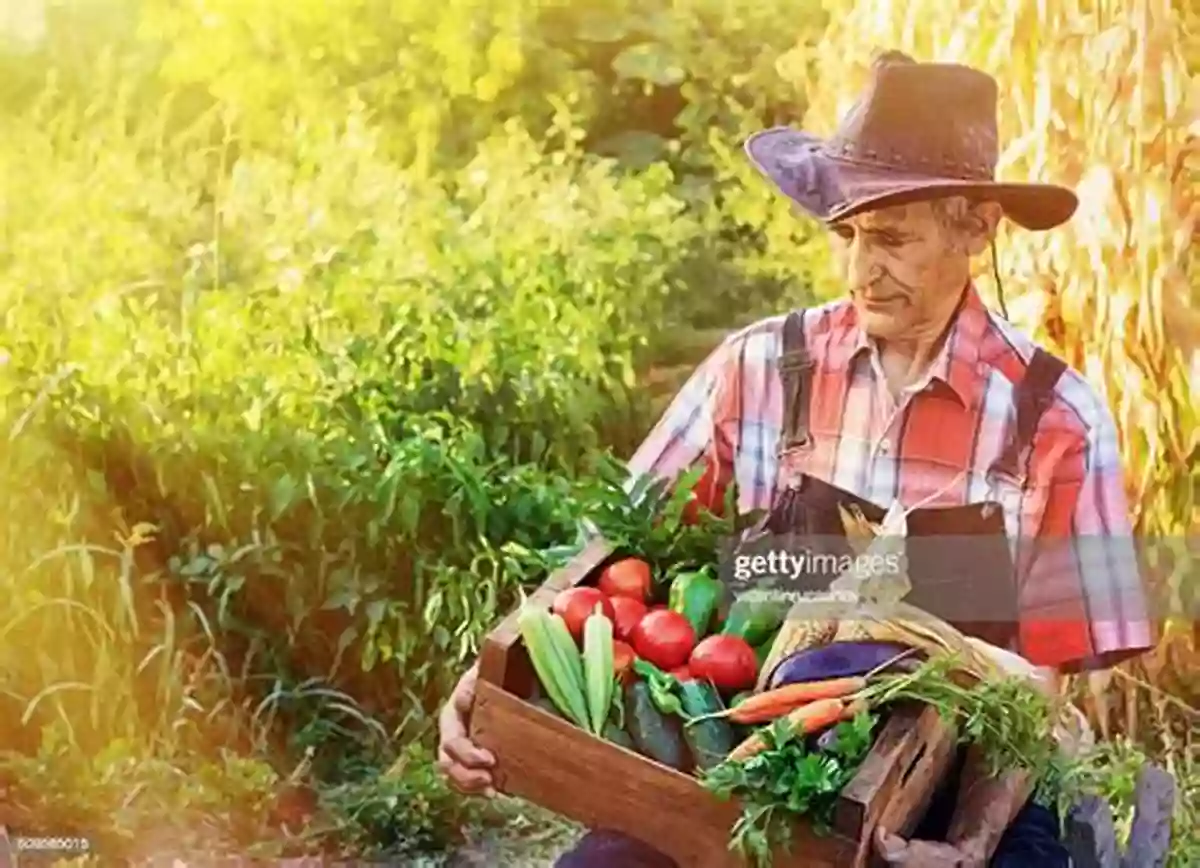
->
[0, 79, 712, 853]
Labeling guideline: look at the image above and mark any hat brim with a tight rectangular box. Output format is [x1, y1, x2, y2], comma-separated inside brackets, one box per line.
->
[745, 127, 1078, 232]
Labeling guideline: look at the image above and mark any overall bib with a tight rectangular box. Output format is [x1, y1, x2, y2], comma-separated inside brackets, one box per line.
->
[556, 311, 1071, 868]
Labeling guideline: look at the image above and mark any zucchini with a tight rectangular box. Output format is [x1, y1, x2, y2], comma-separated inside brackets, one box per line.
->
[679, 680, 736, 770]
[623, 681, 689, 771]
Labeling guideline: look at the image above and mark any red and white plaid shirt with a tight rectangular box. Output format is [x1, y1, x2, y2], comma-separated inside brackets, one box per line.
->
[628, 285, 1154, 672]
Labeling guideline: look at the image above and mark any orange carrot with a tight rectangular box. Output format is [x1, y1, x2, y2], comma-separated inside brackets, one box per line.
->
[726, 697, 867, 762]
[686, 677, 867, 727]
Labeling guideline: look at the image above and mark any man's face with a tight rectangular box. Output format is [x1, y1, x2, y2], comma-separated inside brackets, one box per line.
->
[831, 199, 993, 341]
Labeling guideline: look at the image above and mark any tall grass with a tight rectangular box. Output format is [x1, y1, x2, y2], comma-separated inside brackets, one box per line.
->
[786, 0, 1197, 862]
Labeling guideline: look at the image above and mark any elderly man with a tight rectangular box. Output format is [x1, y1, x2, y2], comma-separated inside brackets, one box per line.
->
[436, 52, 1154, 867]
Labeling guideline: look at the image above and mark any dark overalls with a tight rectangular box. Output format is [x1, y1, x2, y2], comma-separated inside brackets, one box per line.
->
[556, 311, 1071, 868]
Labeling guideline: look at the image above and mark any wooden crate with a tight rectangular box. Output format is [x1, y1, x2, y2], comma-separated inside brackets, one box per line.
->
[469, 540, 959, 868]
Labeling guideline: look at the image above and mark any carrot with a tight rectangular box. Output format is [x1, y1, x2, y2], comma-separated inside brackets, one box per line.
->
[685, 677, 867, 727]
[726, 697, 868, 762]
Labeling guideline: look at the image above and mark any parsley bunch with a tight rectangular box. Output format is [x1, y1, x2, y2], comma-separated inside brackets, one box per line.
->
[699, 711, 878, 867]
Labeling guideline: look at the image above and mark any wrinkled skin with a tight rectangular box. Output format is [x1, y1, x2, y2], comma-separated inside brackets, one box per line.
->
[436, 663, 497, 797]
[830, 197, 1003, 396]
[875, 826, 982, 868]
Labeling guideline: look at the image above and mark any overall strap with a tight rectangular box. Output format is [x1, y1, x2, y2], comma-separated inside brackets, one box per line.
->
[993, 347, 1068, 482]
[780, 310, 814, 450]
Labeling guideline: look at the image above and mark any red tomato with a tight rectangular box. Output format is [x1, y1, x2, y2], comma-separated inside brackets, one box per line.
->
[552, 588, 614, 642]
[609, 596, 648, 642]
[670, 664, 694, 682]
[613, 640, 637, 684]
[597, 558, 653, 601]
[688, 635, 758, 693]
[631, 610, 695, 671]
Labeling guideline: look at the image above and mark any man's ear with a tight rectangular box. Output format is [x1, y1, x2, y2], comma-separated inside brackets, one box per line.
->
[964, 201, 1003, 255]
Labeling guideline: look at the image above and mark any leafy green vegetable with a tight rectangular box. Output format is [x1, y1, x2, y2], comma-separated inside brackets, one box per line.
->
[700, 710, 878, 867]
[519, 460, 762, 583]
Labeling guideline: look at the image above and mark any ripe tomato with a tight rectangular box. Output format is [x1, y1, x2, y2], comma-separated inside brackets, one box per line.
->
[613, 640, 637, 684]
[609, 596, 648, 642]
[688, 635, 758, 693]
[631, 610, 695, 671]
[597, 557, 653, 601]
[551, 588, 614, 642]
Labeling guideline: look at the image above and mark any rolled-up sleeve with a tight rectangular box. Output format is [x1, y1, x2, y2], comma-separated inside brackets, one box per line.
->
[624, 338, 740, 515]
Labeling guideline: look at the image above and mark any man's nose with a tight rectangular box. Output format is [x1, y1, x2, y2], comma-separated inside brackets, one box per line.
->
[846, 241, 881, 291]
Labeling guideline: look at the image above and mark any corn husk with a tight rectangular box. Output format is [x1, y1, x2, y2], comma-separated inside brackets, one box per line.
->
[837, 503, 879, 556]
[842, 601, 1003, 682]
[761, 479, 1001, 688]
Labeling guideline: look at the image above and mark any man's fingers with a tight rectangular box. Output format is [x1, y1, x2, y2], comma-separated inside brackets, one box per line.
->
[874, 826, 908, 861]
[441, 763, 493, 794]
[436, 746, 493, 790]
[443, 735, 496, 768]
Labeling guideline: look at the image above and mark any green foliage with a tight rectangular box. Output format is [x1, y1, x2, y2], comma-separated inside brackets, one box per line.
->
[701, 711, 878, 866]
[0, 0, 834, 857]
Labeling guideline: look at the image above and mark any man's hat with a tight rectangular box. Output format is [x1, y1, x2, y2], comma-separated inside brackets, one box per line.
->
[745, 51, 1078, 231]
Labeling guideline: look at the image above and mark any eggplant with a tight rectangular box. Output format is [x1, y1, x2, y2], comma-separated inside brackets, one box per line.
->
[765, 641, 922, 691]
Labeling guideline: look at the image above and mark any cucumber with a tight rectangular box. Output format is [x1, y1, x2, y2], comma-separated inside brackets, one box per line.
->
[603, 721, 636, 751]
[623, 681, 689, 772]
[679, 680, 737, 770]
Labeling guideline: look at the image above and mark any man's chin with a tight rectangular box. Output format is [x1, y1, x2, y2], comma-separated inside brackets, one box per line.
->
[855, 307, 910, 339]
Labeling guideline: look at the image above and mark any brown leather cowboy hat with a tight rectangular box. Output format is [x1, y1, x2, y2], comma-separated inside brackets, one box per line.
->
[745, 51, 1078, 231]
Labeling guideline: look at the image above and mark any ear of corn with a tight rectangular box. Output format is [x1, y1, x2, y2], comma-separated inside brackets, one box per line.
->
[848, 602, 1002, 682]
[583, 607, 614, 735]
[518, 605, 590, 729]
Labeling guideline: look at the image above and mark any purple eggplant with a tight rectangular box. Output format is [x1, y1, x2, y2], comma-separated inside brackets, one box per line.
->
[765, 641, 922, 691]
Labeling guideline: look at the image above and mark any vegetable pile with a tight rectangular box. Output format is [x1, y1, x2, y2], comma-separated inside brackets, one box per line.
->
[515, 553, 911, 867]
[518, 556, 792, 768]
[510, 479, 1077, 867]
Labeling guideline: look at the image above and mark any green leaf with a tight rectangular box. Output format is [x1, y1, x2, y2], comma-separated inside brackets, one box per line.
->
[611, 43, 686, 87]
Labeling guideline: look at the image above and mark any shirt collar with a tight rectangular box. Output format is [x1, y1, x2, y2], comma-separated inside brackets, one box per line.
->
[845, 283, 989, 408]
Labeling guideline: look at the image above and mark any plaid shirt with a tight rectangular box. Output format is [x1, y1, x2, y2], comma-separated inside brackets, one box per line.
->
[629, 285, 1154, 673]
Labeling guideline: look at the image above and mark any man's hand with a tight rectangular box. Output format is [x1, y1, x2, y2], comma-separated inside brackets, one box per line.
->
[874, 826, 983, 867]
[436, 663, 497, 797]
